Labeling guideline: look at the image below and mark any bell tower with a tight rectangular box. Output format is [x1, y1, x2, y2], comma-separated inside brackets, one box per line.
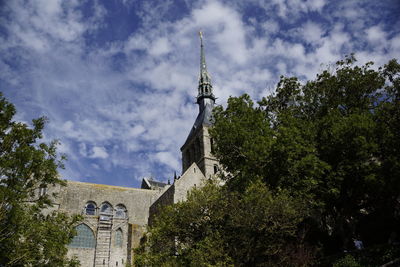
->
[181, 32, 219, 178]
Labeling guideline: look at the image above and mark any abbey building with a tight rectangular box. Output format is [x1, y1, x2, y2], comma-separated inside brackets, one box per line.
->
[46, 34, 219, 267]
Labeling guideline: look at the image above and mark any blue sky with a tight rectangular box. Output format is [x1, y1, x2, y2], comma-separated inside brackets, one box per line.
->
[0, 0, 399, 188]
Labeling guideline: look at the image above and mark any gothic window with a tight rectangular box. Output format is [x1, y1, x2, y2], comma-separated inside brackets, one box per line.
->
[85, 202, 97, 215]
[115, 228, 123, 247]
[100, 202, 113, 214]
[69, 224, 95, 248]
[115, 204, 127, 219]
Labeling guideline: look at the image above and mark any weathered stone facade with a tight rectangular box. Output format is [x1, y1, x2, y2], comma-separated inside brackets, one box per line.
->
[49, 33, 218, 266]
[49, 181, 162, 266]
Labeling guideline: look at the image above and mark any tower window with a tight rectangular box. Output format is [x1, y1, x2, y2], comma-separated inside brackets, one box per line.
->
[210, 138, 215, 154]
[214, 164, 218, 174]
[39, 186, 47, 197]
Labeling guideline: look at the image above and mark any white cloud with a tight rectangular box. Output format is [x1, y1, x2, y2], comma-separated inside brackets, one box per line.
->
[149, 37, 171, 56]
[153, 151, 180, 171]
[366, 25, 386, 44]
[301, 21, 325, 44]
[90, 146, 109, 159]
[1, 0, 398, 187]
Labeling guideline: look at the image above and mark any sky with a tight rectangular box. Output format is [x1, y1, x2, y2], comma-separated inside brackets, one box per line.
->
[0, 0, 399, 188]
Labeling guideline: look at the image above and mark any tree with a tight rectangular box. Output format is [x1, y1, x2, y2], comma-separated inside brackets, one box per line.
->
[210, 56, 400, 263]
[136, 56, 400, 266]
[0, 93, 81, 266]
[135, 180, 311, 266]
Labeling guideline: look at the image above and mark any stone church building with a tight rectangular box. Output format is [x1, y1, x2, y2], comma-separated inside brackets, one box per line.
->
[47, 34, 220, 267]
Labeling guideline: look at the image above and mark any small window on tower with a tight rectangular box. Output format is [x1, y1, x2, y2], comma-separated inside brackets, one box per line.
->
[214, 164, 218, 174]
[39, 186, 47, 197]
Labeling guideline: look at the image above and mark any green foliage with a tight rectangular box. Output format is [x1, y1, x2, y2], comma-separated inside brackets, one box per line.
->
[135, 180, 311, 266]
[211, 56, 400, 262]
[333, 255, 361, 267]
[0, 93, 81, 266]
[136, 56, 400, 266]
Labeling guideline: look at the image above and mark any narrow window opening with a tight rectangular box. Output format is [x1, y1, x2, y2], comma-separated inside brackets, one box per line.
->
[214, 164, 218, 174]
[39, 186, 47, 197]
[115, 228, 123, 247]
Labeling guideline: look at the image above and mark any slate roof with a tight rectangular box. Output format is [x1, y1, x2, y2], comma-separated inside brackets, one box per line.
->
[141, 177, 168, 190]
[181, 101, 214, 149]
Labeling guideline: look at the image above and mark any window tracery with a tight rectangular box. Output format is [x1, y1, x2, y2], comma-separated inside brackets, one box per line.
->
[115, 204, 127, 219]
[69, 224, 96, 248]
[85, 202, 97, 215]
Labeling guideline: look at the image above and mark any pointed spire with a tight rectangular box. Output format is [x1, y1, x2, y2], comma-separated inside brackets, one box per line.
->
[174, 171, 177, 181]
[197, 31, 215, 107]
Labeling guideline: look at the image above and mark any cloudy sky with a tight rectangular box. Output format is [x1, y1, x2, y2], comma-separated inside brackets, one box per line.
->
[1, 0, 399, 188]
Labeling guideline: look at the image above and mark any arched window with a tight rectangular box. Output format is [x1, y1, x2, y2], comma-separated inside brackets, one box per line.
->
[115, 204, 127, 219]
[85, 202, 96, 215]
[100, 202, 113, 214]
[115, 228, 123, 247]
[69, 224, 96, 248]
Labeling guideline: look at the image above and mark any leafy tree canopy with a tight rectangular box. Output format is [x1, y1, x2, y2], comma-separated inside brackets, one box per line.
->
[0, 93, 81, 266]
[211, 55, 400, 263]
[135, 180, 310, 266]
[136, 56, 400, 266]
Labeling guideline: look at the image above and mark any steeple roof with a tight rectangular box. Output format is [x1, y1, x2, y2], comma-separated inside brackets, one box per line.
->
[181, 32, 215, 149]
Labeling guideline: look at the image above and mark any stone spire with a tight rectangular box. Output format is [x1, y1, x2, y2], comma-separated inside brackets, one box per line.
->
[180, 32, 218, 176]
[197, 31, 215, 110]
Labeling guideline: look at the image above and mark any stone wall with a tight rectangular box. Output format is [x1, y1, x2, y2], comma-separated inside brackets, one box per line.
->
[181, 126, 219, 179]
[148, 185, 175, 226]
[52, 181, 162, 267]
[173, 162, 206, 203]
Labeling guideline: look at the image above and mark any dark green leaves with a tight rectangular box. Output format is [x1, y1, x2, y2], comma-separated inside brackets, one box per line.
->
[0, 93, 80, 266]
